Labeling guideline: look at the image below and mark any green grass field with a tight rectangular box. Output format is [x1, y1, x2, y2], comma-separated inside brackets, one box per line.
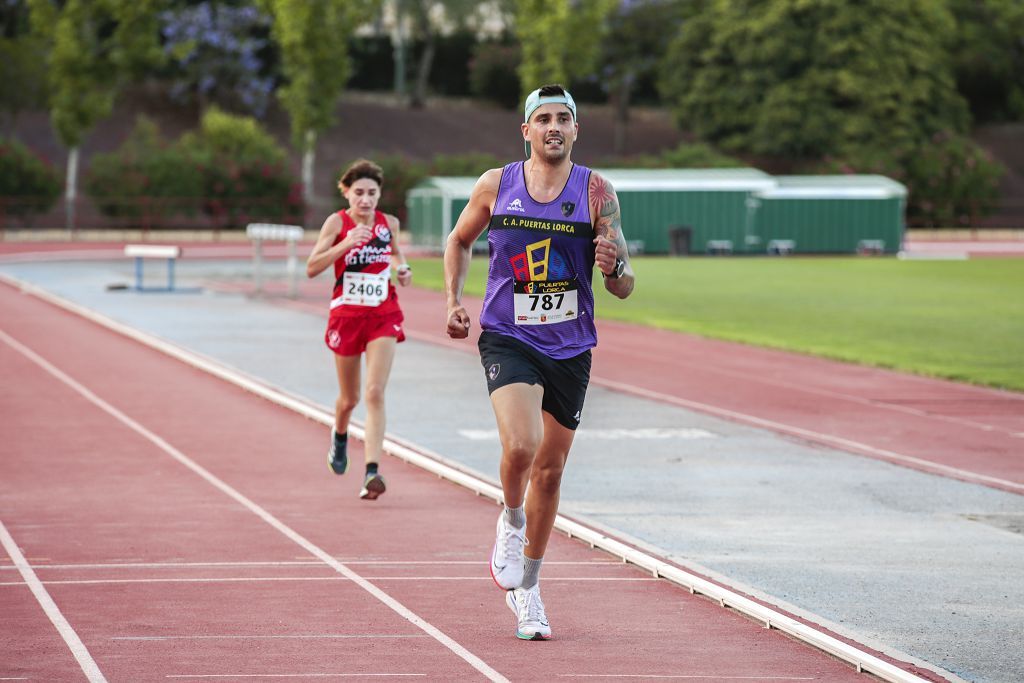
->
[408, 255, 1024, 392]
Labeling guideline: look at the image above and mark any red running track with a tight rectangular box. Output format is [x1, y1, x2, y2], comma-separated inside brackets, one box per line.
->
[0, 281, 884, 681]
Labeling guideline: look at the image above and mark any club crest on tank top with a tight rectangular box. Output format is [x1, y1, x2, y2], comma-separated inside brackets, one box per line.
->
[330, 209, 401, 317]
[480, 162, 597, 359]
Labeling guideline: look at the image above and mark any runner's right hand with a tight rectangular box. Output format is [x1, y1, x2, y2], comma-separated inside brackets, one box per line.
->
[344, 224, 373, 250]
[446, 306, 471, 339]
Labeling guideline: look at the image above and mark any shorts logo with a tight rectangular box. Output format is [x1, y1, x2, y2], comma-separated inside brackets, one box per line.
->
[574, 409, 582, 422]
[328, 330, 341, 348]
[487, 363, 501, 381]
[561, 201, 575, 217]
[376, 226, 392, 243]
[393, 324, 402, 333]
[506, 198, 526, 213]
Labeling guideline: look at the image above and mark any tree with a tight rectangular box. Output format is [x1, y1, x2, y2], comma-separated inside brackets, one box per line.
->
[514, 0, 615, 99]
[659, 0, 969, 160]
[160, 2, 275, 120]
[263, 0, 379, 221]
[0, 1, 48, 134]
[399, 0, 480, 108]
[947, 0, 1024, 123]
[28, 0, 163, 233]
[600, 0, 686, 153]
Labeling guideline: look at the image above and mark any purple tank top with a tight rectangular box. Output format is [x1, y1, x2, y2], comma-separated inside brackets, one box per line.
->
[480, 161, 597, 358]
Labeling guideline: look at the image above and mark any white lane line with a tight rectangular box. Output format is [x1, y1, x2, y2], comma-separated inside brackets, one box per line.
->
[634, 353, 1024, 437]
[0, 275, 946, 683]
[1, 576, 657, 587]
[458, 427, 717, 441]
[1, 559, 617, 570]
[165, 676, 424, 679]
[594, 376, 1024, 494]
[559, 676, 815, 680]
[0, 521, 107, 683]
[166, 676, 424, 679]
[0, 329, 508, 683]
[114, 635, 427, 641]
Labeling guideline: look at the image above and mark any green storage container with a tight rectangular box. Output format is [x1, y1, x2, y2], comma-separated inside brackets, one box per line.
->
[406, 168, 776, 254]
[598, 168, 776, 254]
[750, 175, 907, 254]
[405, 176, 477, 249]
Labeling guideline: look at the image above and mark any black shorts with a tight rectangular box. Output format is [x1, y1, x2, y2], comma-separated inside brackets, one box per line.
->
[478, 331, 592, 430]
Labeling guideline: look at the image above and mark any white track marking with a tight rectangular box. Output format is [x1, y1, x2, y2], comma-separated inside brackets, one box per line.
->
[0, 521, 107, 683]
[594, 376, 1024, 494]
[559, 676, 815, 680]
[0, 329, 508, 683]
[165, 676, 424, 679]
[458, 428, 717, 441]
[616, 351, 1024, 437]
[0, 275, 951, 683]
[1, 576, 656, 587]
[113, 635, 427, 641]
[0, 559, 617, 570]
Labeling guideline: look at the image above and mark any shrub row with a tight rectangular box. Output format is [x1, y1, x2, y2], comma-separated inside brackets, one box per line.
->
[85, 110, 302, 229]
[0, 138, 61, 223]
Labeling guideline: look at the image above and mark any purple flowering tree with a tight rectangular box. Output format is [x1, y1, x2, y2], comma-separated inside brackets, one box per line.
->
[160, 2, 275, 120]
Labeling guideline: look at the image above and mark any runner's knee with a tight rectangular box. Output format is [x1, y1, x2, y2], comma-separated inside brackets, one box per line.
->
[531, 460, 565, 494]
[364, 382, 386, 409]
[503, 439, 538, 468]
[336, 393, 359, 415]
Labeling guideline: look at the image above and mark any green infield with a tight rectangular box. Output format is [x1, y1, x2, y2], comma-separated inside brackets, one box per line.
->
[409, 255, 1024, 392]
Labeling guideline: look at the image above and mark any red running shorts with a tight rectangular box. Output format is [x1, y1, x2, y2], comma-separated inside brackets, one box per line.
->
[325, 311, 406, 356]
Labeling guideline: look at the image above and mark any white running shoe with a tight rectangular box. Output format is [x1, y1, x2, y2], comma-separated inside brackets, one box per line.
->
[489, 512, 526, 590]
[506, 584, 551, 640]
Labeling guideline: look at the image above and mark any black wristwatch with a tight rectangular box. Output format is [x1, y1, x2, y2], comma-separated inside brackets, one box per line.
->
[604, 258, 625, 279]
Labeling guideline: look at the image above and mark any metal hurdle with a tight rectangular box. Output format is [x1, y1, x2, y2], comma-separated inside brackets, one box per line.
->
[246, 223, 305, 298]
[123, 244, 182, 292]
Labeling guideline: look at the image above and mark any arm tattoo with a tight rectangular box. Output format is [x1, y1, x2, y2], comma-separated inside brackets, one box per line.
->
[590, 174, 627, 255]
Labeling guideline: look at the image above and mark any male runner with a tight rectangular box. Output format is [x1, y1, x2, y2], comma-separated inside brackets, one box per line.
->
[444, 84, 635, 640]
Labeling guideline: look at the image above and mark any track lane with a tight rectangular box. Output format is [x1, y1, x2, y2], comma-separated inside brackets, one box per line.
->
[0, 273, 881, 680]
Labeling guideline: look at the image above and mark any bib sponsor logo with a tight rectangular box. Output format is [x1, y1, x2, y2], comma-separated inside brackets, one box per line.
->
[506, 198, 526, 213]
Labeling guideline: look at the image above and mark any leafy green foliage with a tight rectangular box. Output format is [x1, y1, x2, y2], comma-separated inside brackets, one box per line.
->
[264, 0, 379, 151]
[660, 0, 969, 160]
[947, 0, 1024, 123]
[469, 40, 521, 109]
[85, 111, 302, 228]
[179, 108, 301, 226]
[179, 107, 286, 166]
[28, 0, 163, 148]
[0, 34, 48, 131]
[84, 117, 202, 223]
[514, 0, 616, 98]
[817, 132, 1005, 228]
[0, 136, 61, 219]
[598, 142, 744, 169]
